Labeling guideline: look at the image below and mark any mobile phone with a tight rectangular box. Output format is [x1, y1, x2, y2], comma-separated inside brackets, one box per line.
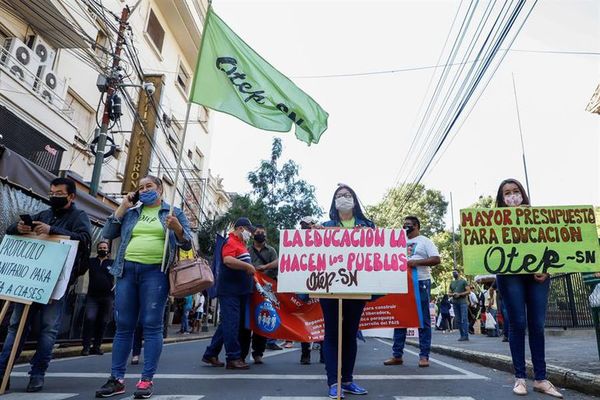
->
[130, 190, 140, 204]
[20, 214, 34, 227]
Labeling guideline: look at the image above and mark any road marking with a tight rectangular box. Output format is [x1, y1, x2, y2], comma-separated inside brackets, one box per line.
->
[395, 398, 476, 400]
[8, 372, 485, 380]
[375, 338, 489, 381]
[0, 394, 77, 400]
[261, 397, 329, 400]
[117, 396, 204, 400]
[262, 348, 299, 358]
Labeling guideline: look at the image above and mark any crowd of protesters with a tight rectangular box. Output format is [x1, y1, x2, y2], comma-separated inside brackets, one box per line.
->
[0, 178, 565, 399]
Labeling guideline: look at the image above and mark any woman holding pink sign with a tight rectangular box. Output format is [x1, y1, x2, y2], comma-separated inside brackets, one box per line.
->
[320, 184, 374, 399]
[494, 178, 563, 398]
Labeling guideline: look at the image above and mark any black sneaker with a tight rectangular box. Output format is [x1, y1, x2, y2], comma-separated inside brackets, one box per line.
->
[134, 378, 153, 399]
[96, 376, 125, 398]
[90, 347, 104, 355]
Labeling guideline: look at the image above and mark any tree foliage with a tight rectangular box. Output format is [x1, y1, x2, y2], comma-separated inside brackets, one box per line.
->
[367, 184, 448, 237]
[197, 138, 322, 254]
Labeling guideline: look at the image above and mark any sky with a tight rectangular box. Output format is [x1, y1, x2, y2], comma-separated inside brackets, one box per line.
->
[207, 0, 600, 228]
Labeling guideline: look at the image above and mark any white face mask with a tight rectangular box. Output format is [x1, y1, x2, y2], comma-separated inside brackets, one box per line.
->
[335, 197, 354, 212]
[242, 230, 252, 242]
[504, 193, 523, 206]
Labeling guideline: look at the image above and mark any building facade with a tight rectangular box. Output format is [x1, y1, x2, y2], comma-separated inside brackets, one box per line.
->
[0, 0, 228, 227]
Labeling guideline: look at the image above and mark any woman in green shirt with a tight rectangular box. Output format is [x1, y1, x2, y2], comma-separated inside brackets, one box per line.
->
[96, 175, 192, 399]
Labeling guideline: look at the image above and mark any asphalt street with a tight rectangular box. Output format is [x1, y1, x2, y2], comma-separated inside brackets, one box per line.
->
[4, 337, 597, 400]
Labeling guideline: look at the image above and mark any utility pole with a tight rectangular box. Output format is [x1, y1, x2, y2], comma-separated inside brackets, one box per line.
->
[512, 73, 532, 201]
[450, 192, 457, 271]
[90, 6, 130, 197]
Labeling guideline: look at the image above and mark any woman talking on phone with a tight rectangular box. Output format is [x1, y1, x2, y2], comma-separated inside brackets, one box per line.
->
[494, 178, 562, 398]
[95, 175, 192, 399]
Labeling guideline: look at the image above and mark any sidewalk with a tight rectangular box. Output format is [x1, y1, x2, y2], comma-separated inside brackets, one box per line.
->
[406, 328, 600, 396]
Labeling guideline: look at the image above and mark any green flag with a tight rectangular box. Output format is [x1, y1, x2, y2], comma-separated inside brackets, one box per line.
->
[189, 7, 328, 145]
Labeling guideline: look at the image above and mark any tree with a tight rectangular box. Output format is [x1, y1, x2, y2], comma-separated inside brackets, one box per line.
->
[471, 195, 494, 208]
[246, 138, 323, 247]
[367, 184, 448, 237]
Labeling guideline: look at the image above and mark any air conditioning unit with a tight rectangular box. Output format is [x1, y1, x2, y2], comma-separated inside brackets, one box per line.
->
[31, 35, 57, 67]
[35, 65, 66, 105]
[1, 37, 41, 88]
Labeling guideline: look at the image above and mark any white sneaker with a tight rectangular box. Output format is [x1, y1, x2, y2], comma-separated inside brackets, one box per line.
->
[533, 380, 563, 398]
[513, 378, 527, 396]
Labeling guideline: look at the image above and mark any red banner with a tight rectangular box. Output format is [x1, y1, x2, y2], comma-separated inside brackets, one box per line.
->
[248, 270, 422, 342]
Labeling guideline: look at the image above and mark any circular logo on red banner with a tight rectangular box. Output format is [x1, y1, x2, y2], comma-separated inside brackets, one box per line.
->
[255, 301, 281, 333]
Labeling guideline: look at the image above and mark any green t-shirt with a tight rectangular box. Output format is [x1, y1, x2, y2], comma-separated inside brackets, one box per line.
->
[340, 217, 356, 228]
[449, 278, 469, 304]
[124, 206, 165, 265]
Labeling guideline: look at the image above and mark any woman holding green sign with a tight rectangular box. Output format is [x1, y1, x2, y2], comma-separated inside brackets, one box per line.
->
[95, 175, 192, 399]
[494, 178, 563, 398]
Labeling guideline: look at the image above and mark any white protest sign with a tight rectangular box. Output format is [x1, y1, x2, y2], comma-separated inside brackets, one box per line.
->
[277, 228, 408, 295]
[50, 239, 79, 300]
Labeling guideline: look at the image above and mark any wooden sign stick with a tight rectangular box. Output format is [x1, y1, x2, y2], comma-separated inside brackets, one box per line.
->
[0, 300, 32, 395]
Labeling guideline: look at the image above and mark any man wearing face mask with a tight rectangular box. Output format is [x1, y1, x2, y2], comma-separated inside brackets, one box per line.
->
[202, 217, 256, 370]
[449, 270, 471, 341]
[245, 225, 279, 363]
[1, 177, 92, 392]
[384, 216, 440, 368]
[81, 241, 114, 356]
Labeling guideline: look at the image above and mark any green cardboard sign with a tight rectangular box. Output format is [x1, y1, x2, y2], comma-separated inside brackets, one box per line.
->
[460, 206, 600, 275]
[0, 235, 71, 304]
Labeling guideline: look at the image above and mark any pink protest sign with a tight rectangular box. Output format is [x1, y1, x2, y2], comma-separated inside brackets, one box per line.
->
[277, 228, 408, 295]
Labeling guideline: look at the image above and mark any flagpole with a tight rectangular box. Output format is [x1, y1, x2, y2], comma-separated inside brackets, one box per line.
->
[159, 4, 212, 272]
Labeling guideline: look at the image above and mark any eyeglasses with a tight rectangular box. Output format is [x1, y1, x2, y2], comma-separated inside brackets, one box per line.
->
[48, 192, 68, 197]
[335, 193, 352, 199]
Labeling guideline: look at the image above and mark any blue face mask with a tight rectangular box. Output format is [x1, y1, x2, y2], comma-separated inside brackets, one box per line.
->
[139, 190, 159, 205]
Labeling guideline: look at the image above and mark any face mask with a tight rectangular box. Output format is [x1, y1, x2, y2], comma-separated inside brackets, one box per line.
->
[49, 196, 69, 210]
[403, 225, 414, 234]
[242, 230, 252, 242]
[140, 190, 159, 205]
[97, 250, 108, 258]
[504, 193, 523, 206]
[254, 233, 266, 243]
[335, 197, 354, 212]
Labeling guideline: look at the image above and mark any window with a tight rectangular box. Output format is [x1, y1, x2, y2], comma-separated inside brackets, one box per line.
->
[65, 90, 95, 139]
[146, 9, 165, 53]
[177, 63, 190, 93]
[93, 30, 109, 60]
[192, 147, 204, 172]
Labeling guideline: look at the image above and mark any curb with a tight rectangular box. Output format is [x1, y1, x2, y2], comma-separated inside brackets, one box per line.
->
[406, 340, 600, 397]
[15, 332, 213, 365]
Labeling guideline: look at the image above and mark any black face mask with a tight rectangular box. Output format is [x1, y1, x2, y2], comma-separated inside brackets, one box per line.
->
[403, 225, 414, 234]
[97, 250, 108, 258]
[49, 196, 69, 210]
[254, 233, 266, 243]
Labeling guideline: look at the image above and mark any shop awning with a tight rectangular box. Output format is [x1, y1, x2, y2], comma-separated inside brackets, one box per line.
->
[0, 146, 113, 224]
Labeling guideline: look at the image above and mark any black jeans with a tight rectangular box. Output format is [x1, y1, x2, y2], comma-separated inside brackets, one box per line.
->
[251, 333, 267, 358]
[82, 296, 113, 350]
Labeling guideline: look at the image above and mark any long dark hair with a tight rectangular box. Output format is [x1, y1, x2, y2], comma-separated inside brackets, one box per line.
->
[495, 178, 530, 207]
[328, 184, 374, 227]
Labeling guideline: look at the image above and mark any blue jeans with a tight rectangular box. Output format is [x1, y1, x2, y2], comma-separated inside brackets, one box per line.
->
[0, 297, 66, 377]
[496, 274, 550, 380]
[204, 294, 250, 361]
[392, 279, 431, 359]
[453, 302, 469, 339]
[320, 298, 366, 386]
[181, 306, 192, 332]
[111, 261, 168, 380]
[489, 308, 499, 337]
